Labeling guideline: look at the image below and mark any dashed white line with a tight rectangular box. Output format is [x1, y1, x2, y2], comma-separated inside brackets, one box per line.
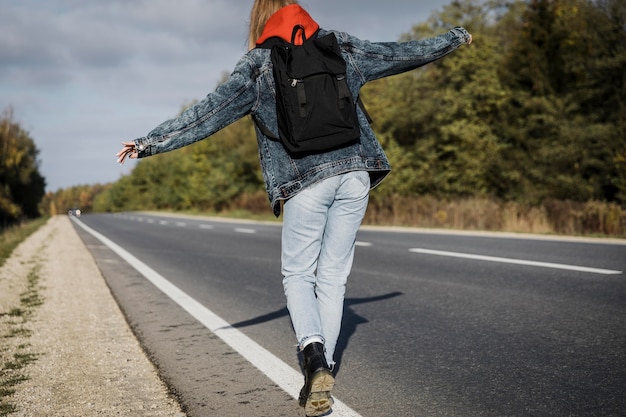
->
[235, 228, 256, 234]
[355, 241, 372, 247]
[410, 248, 622, 275]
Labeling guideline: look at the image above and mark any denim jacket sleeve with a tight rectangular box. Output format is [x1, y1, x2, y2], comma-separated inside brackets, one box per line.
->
[132, 55, 258, 158]
[338, 27, 470, 83]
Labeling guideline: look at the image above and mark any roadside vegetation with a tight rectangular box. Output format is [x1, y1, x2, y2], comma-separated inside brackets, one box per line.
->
[41, 0, 625, 237]
[6, 0, 624, 238]
[0, 219, 47, 415]
[0, 219, 47, 268]
[0, 109, 46, 230]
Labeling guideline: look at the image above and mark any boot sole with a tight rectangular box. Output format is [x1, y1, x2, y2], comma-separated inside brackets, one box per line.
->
[304, 370, 335, 416]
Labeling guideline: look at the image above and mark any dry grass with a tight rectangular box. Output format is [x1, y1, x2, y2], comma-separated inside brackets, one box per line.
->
[160, 193, 625, 238]
[0, 218, 47, 415]
[0, 219, 48, 268]
[365, 195, 625, 237]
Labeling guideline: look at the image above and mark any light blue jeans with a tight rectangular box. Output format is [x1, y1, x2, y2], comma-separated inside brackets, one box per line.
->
[281, 170, 370, 367]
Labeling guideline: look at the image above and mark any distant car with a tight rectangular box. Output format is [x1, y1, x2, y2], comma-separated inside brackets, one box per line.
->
[67, 208, 81, 217]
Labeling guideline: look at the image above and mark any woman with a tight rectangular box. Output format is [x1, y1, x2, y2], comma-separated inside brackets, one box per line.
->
[117, 1, 471, 415]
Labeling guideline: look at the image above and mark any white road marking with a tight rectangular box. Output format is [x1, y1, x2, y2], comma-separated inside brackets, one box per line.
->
[175, 222, 186, 227]
[72, 218, 363, 417]
[199, 224, 214, 230]
[235, 228, 256, 234]
[355, 241, 372, 247]
[410, 248, 622, 275]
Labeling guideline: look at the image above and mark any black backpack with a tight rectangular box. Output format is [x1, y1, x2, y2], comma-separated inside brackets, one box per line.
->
[255, 26, 370, 156]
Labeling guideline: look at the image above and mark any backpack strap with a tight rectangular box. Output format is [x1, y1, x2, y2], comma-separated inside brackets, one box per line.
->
[357, 96, 373, 124]
[337, 75, 350, 110]
[252, 115, 279, 140]
[291, 24, 307, 44]
[290, 25, 312, 118]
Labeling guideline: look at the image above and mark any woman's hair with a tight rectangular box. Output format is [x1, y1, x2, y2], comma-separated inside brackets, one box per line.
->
[248, 0, 299, 50]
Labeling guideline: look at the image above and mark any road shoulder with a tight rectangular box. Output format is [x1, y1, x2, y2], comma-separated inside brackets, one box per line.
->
[0, 215, 185, 416]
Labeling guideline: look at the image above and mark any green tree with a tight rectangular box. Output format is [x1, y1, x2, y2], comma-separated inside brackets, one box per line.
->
[0, 108, 46, 226]
[95, 116, 263, 213]
[366, 0, 508, 198]
[96, 0, 626, 216]
[183, 116, 263, 211]
[41, 183, 107, 216]
[501, 0, 625, 204]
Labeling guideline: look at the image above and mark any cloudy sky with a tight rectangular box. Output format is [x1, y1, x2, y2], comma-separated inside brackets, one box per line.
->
[1, 0, 453, 192]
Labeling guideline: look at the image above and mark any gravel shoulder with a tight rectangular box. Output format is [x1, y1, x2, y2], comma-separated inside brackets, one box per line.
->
[0, 215, 186, 416]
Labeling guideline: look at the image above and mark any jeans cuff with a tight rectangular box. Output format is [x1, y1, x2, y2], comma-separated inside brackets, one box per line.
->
[299, 335, 325, 350]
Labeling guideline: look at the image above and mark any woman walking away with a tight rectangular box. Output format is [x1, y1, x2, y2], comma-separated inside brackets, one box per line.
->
[117, 1, 471, 415]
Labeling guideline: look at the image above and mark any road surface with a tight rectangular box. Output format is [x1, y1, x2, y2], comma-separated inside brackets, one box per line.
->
[73, 212, 626, 417]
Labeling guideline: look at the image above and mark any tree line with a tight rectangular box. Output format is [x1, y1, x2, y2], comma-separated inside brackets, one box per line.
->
[0, 108, 46, 228]
[41, 0, 626, 235]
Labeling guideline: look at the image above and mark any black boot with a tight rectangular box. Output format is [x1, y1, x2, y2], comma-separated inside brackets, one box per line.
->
[298, 342, 335, 416]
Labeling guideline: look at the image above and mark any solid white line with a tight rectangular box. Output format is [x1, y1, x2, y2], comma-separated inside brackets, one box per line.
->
[409, 248, 622, 275]
[72, 219, 362, 416]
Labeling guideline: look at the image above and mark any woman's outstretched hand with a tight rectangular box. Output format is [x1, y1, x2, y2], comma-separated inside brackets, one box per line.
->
[116, 141, 137, 165]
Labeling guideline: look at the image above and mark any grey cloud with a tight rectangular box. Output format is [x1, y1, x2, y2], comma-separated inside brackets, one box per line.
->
[0, 0, 252, 88]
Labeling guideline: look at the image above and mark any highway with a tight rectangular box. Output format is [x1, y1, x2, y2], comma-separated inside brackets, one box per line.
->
[73, 212, 626, 417]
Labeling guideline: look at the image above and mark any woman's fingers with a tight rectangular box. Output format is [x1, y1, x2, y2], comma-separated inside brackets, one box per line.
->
[117, 142, 137, 165]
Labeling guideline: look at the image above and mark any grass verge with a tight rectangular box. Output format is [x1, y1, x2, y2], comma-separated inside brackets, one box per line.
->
[0, 217, 48, 416]
[0, 218, 48, 268]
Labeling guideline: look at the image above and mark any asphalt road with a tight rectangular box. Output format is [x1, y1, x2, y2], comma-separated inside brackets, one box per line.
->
[73, 212, 626, 417]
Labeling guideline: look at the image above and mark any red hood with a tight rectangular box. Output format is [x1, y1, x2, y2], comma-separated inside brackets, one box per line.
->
[256, 4, 319, 46]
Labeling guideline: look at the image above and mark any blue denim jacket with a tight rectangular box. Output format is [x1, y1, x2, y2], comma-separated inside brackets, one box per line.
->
[133, 27, 471, 216]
